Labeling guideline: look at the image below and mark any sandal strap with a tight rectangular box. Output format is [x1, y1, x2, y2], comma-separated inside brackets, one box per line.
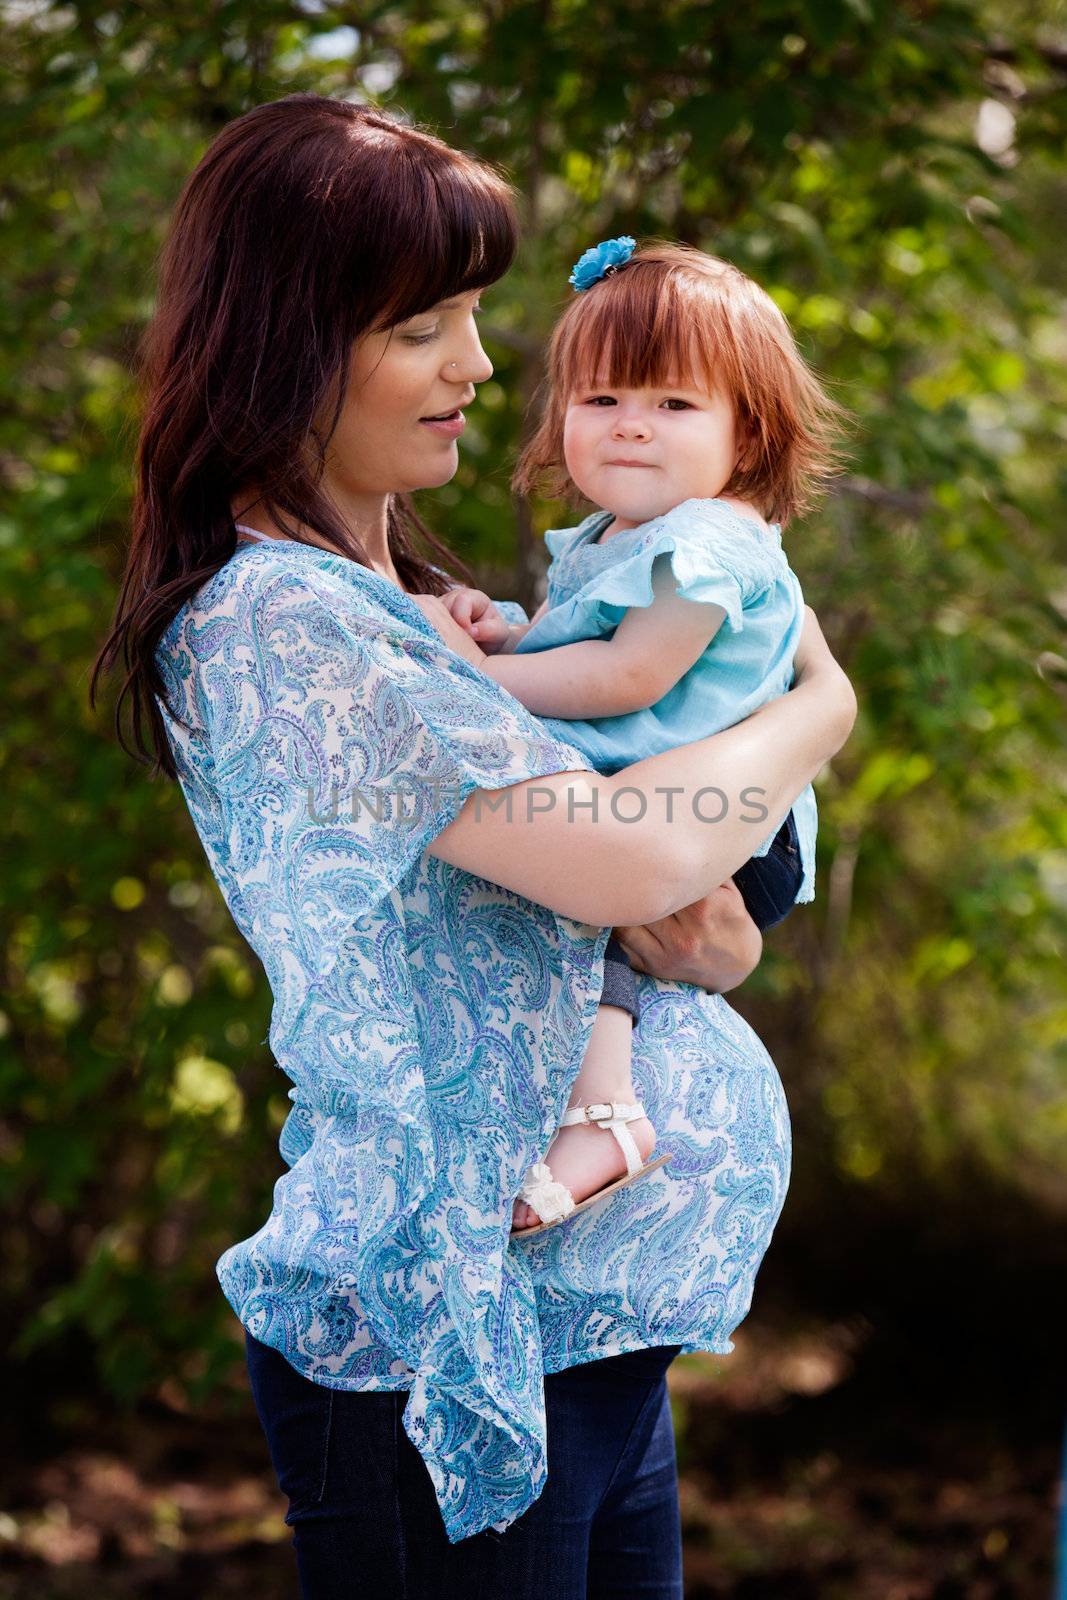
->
[559, 1100, 646, 1176]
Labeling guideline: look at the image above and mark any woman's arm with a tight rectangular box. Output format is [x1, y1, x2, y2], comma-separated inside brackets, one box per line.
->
[427, 606, 856, 928]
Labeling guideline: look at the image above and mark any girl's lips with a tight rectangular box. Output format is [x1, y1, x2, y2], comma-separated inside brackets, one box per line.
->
[419, 410, 465, 439]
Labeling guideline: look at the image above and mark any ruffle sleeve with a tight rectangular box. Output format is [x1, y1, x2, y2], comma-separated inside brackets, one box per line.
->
[543, 521, 594, 562]
[524, 498, 785, 654]
[166, 556, 611, 1543]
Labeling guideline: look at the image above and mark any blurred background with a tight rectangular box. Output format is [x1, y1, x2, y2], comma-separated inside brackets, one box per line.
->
[2, 1, 1066, 1595]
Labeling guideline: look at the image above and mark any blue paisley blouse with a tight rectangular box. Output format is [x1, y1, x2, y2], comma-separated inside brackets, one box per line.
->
[519, 497, 818, 904]
[154, 537, 792, 1544]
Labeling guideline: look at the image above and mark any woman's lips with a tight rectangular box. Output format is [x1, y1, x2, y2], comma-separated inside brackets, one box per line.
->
[419, 410, 466, 438]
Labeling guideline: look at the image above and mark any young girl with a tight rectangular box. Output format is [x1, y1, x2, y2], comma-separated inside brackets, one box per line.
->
[440, 238, 846, 1236]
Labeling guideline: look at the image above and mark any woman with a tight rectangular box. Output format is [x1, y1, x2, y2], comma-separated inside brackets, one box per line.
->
[91, 93, 856, 1598]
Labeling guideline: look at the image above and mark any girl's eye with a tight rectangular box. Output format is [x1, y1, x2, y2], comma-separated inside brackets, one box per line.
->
[579, 395, 691, 408]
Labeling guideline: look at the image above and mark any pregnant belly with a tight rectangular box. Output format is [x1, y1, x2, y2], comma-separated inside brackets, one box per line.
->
[531, 976, 793, 1359]
[632, 974, 792, 1238]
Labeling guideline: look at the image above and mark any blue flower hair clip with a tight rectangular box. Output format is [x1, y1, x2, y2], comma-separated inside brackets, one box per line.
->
[568, 235, 637, 292]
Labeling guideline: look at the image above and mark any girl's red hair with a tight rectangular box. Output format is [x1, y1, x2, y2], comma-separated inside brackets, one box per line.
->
[514, 241, 848, 525]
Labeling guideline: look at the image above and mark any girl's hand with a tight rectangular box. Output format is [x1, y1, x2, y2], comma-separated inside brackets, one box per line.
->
[408, 593, 488, 671]
[438, 586, 512, 653]
[612, 881, 763, 994]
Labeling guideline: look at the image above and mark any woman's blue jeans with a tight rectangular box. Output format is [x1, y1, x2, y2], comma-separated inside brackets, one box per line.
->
[245, 1330, 684, 1598]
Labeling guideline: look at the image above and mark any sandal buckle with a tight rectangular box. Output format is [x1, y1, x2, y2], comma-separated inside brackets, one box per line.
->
[585, 1102, 616, 1123]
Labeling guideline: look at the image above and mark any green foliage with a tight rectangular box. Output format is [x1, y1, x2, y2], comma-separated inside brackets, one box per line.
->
[2, 0, 1065, 1404]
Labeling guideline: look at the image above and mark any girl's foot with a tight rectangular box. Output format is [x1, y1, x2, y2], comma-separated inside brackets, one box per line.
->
[511, 1105, 656, 1232]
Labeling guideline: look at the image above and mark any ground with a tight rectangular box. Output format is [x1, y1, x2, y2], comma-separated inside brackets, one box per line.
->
[0, 1319, 1058, 1598]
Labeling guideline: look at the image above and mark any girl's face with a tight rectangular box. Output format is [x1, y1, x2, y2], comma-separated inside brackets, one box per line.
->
[562, 374, 738, 530]
[323, 288, 494, 495]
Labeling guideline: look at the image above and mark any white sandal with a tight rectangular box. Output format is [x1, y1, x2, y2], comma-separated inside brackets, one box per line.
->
[510, 1100, 673, 1239]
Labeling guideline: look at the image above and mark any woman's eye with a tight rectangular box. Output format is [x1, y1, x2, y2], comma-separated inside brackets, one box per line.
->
[403, 302, 481, 343]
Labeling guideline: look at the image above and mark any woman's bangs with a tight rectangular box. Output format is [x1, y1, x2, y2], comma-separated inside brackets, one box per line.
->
[375, 159, 517, 328]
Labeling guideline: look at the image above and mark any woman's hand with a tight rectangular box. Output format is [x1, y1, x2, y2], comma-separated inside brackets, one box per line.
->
[438, 586, 512, 654]
[612, 880, 763, 994]
[408, 592, 488, 670]
[792, 605, 857, 748]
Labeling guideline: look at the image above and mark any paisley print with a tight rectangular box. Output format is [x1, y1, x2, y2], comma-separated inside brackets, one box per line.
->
[154, 539, 791, 1543]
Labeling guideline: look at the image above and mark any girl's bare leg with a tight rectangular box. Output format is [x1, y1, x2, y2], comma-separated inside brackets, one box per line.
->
[511, 1004, 655, 1230]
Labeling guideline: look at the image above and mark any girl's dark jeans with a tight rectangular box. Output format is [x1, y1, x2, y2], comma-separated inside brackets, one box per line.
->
[601, 932, 641, 1025]
[245, 1329, 684, 1599]
[731, 807, 804, 932]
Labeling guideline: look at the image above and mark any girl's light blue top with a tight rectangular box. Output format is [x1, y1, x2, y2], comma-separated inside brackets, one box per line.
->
[154, 536, 792, 1544]
[515, 497, 818, 903]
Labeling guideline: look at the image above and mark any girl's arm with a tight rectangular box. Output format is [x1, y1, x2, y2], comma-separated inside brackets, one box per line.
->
[428, 607, 856, 928]
[496, 597, 549, 654]
[481, 555, 726, 716]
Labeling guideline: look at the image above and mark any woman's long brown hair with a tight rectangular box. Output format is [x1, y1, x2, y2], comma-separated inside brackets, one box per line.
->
[90, 93, 519, 779]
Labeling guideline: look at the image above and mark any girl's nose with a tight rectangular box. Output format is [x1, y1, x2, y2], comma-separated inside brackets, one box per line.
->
[612, 411, 651, 439]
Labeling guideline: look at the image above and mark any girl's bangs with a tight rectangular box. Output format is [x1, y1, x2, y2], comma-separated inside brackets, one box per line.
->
[560, 276, 718, 395]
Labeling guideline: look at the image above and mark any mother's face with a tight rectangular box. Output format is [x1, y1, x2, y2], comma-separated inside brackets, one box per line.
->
[323, 288, 493, 496]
